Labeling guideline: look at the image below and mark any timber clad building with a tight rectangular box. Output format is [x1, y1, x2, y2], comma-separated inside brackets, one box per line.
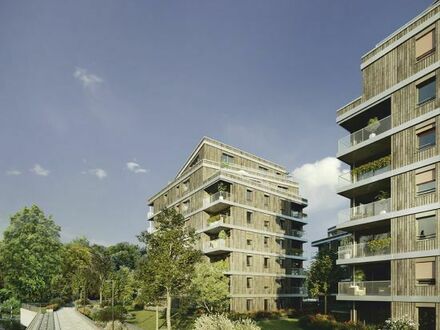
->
[335, 1, 440, 328]
[147, 137, 308, 312]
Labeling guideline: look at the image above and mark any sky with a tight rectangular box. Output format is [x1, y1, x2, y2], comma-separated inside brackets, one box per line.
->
[0, 0, 433, 254]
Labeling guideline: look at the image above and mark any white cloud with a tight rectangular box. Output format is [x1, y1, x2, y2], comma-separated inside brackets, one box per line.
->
[30, 164, 50, 176]
[6, 169, 21, 176]
[84, 168, 108, 180]
[73, 67, 103, 89]
[126, 162, 148, 174]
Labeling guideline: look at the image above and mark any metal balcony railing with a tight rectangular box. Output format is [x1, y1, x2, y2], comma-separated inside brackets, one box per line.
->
[338, 281, 391, 296]
[338, 198, 391, 224]
[338, 241, 391, 260]
[338, 115, 392, 153]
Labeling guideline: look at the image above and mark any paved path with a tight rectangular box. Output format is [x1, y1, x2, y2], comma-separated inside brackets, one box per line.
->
[54, 307, 100, 330]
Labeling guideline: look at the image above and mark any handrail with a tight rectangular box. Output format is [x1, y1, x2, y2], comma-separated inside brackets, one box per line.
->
[338, 280, 391, 296]
[338, 198, 391, 224]
[338, 240, 391, 260]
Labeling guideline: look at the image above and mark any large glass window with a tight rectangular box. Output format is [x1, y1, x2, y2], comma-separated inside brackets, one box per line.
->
[418, 128, 436, 149]
[416, 214, 437, 240]
[418, 307, 436, 330]
[221, 153, 234, 164]
[417, 77, 436, 104]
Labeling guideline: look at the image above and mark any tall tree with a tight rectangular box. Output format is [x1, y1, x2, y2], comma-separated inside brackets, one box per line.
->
[308, 248, 341, 315]
[91, 245, 112, 305]
[191, 258, 229, 313]
[137, 208, 202, 330]
[108, 242, 142, 270]
[0, 205, 62, 302]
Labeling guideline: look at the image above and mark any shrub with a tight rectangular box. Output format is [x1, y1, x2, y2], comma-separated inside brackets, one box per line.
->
[0, 297, 21, 314]
[104, 320, 128, 330]
[250, 311, 281, 320]
[91, 306, 127, 322]
[193, 313, 260, 330]
[299, 314, 376, 330]
[380, 315, 417, 330]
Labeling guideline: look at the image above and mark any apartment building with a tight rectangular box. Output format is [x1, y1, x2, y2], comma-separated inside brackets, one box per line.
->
[311, 227, 351, 321]
[335, 2, 440, 328]
[147, 137, 308, 312]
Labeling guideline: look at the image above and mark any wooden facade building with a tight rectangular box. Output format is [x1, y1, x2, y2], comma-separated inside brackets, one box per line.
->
[147, 137, 308, 313]
[335, 2, 440, 328]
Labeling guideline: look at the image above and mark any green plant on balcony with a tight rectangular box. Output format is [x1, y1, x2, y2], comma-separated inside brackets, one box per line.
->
[351, 155, 391, 178]
[217, 182, 227, 193]
[208, 214, 221, 224]
[218, 230, 228, 240]
[340, 236, 353, 247]
[367, 237, 391, 253]
[366, 117, 381, 133]
[375, 190, 390, 200]
[354, 269, 365, 282]
[291, 248, 303, 256]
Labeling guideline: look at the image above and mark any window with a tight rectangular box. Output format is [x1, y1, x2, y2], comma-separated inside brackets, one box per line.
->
[221, 153, 234, 164]
[280, 219, 286, 230]
[278, 185, 288, 191]
[264, 257, 269, 268]
[416, 259, 436, 285]
[416, 212, 437, 240]
[280, 199, 288, 214]
[416, 166, 436, 194]
[246, 189, 253, 202]
[259, 166, 268, 172]
[416, 120, 436, 150]
[247, 239, 252, 247]
[182, 200, 190, 213]
[246, 211, 253, 224]
[264, 236, 269, 247]
[182, 179, 190, 191]
[264, 194, 270, 207]
[246, 277, 253, 288]
[246, 299, 253, 311]
[164, 194, 168, 202]
[246, 255, 252, 267]
[264, 220, 269, 230]
[418, 307, 436, 330]
[264, 299, 269, 312]
[416, 29, 435, 60]
[279, 257, 285, 267]
[417, 77, 436, 104]
[279, 239, 286, 249]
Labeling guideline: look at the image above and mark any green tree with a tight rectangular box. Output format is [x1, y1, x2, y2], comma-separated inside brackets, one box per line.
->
[191, 258, 229, 313]
[308, 248, 341, 315]
[0, 205, 62, 302]
[108, 242, 142, 270]
[137, 208, 202, 330]
[104, 266, 138, 307]
[91, 245, 112, 305]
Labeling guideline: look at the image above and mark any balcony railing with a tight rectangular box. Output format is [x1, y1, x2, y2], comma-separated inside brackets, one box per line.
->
[338, 115, 392, 153]
[291, 268, 307, 276]
[338, 281, 391, 296]
[291, 287, 308, 295]
[291, 229, 305, 238]
[338, 198, 391, 224]
[203, 238, 228, 251]
[203, 191, 231, 206]
[338, 241, 391, 260]
[207, 214, 229, 226]
[339, 164, 391, 187]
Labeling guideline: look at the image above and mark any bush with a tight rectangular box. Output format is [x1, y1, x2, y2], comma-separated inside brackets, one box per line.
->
[91, 306, 127, 322]
[250, 311, 281, 320]
[298, 314, 376, 330]
[380, 315, 417, 330]
[193, 313, 260, 330]
[104, 320, 128, 330]
[0, 297, 21, 314]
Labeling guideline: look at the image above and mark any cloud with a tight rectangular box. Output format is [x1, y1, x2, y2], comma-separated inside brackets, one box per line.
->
[126, 162, 148, 174]
[84, 168, 108, 180]
[73, 67, 103, 89]
[30, 164, 50, 176]
[6, 169, 21, 176]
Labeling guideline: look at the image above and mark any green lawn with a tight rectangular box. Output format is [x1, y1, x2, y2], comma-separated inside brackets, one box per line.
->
[127, 310, 166, 330]
[257, 318, 303, 330]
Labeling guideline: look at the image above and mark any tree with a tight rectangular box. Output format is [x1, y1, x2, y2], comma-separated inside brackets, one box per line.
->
[91, 245, 112, 305]
[0, 205, 62, 302]
[108, 242, 142, 271]
[308, 248, 341, 315]
[137, 208, 202, 330]
[191, 258, 229, 313]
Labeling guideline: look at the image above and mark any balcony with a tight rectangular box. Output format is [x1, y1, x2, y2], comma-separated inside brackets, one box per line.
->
[291, 229, 305, 238]
[291, 268, 307, 276]
[338, 239, 391, 262]
[202, 239, 230, 255]
[338, 198, 391, 224]
[203, 191, 232, 213]
[338, 281, 391, 298]
[338, 115, 391, 154]
[291, 287, 308, 295]
[199, 214, 230, 234]
[339, 159, 391, 188]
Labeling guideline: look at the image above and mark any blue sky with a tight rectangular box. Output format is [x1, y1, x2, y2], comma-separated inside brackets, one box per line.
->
[0, 0, 432, 251]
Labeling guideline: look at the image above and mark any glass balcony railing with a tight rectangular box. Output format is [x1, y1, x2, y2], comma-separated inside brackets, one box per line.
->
[207, 214, 229, 227]
[338, 281, 391, 297]
[339, 164, 391, 187]
[291, 268, 307, 276]
[338, 198, 391, 223]
[291, 229, 305, 238]
[338, 116, 392, 153]
[203, 191, 231, 206]
[338, 240, 391, 260]
[203, 239, 228, 251]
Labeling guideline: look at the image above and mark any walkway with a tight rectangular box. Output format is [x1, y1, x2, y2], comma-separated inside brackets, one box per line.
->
[54, 307, 100, 330]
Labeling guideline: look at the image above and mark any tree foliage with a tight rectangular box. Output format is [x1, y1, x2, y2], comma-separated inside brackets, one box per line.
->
[191, 258, 229, 313]
[137, 208, 202, 330]
[0, 205, 63, 302]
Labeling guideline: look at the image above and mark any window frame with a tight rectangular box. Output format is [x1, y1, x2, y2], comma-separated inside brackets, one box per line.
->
[417, 77, 436, 105]
[415, 29, 435, 61]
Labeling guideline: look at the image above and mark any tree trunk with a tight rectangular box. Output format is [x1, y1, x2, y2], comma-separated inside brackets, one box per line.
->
[324, 294, 328, 315]
[156, 305, 159, 330]
[166, 289, 171, 330]
[99, 285, 103, 306]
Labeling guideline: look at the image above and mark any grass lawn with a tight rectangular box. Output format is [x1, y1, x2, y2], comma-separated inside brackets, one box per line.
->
[257, 318, 303, 330]
[127, 310, 166, 330]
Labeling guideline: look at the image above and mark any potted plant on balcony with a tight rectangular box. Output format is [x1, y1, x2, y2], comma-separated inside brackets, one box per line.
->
[340, 236, 353, 259]
[218, 230, 228, 240]
[354, 269, 365, 283]
[366, 117, 381, 138]
[367, 237, 391, 254]
[375, 191, 390, 214]
[217, 182, 227, 200]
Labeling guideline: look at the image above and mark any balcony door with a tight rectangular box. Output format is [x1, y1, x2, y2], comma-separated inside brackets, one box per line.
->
[418, 307, 436, 330]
